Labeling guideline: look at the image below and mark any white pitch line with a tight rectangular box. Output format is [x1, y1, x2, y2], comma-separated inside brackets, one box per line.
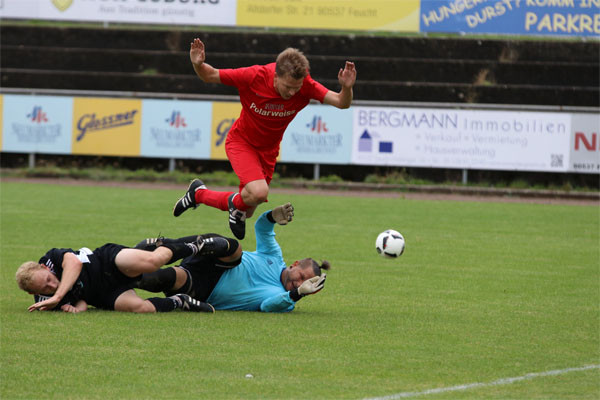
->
[363, 364, 600, 400]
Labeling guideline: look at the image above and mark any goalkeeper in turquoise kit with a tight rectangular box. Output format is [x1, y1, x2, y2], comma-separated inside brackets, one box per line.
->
[136, 202, 328, 312]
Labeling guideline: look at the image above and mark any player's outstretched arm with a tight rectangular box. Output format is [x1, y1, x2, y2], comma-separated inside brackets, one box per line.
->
[323, 61, 356, 109]
[190, 38, 221, 84]
[271, 202, 294, 225]
[255, 206, 291, 257]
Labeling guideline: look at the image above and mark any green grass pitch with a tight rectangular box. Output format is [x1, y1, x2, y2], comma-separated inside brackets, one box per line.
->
[1, 181, 598, 399]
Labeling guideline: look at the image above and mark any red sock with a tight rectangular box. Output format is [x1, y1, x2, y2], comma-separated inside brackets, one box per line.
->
[194, 189, 233, 212]
[232, 192, 250, 211]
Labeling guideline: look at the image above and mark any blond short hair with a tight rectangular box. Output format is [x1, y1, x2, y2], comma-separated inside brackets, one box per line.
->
[275, 48, 309, 80]
[15, 261, 44, 292]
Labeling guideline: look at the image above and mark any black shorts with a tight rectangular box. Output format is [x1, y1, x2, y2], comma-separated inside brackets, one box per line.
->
[178, 254, 240, 301]
[85, 243, 138, 310]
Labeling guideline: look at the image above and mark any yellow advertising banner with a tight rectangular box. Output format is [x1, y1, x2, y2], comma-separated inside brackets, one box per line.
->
[72, 97, 142, 156]
[237, 0, 420, 32]
[211, 102, 242, 160]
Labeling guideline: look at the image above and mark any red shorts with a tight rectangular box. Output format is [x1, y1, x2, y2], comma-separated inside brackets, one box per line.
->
[225, 136, 278, 192]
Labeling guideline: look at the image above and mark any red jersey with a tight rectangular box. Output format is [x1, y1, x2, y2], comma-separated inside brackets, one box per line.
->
[219, 63, 329, 149]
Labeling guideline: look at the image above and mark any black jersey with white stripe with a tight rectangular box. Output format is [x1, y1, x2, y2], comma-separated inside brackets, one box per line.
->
[34, 248, 88, 310]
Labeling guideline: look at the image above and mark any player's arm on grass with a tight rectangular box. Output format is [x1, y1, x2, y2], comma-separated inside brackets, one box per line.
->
[323, 61, 356, 109]
[28, 252, 83, 312]
[190, 38, 221, 83]
[260, 294, 295, 313]
[61, 300, 87, 313]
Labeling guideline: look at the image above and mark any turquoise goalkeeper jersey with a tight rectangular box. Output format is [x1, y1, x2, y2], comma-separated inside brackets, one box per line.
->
[206, 211, 296, 312]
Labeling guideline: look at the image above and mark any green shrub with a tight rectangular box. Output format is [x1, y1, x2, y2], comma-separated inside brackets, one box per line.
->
[320, 174, 343, 183]
[509, 179, 530, 189]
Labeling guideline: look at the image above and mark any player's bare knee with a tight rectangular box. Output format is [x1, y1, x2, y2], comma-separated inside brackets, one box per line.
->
[144, 250, 169, 270]
[255, 192, 269, 204]
[248, 190, 268, 205]
[139, 300, 158, 313]
[127, 300, 156, 313]
[244, 182, 269, 205]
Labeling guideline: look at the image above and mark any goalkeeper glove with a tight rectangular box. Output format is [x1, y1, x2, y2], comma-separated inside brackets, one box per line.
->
[271, 202, 294, 225]
[290, 274, 326, 301]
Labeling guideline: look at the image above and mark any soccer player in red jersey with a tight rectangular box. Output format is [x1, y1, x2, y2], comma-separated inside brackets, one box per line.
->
[173, 38, 357, 239]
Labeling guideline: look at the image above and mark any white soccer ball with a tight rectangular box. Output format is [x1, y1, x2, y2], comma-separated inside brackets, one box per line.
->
[375, 230, 405, 258]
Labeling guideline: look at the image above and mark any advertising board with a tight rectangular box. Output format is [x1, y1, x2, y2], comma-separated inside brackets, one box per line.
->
[0, 0, 236, 26]
[352, 106, 572, 172]
[140, 99, 212, 159]
[237, 0, 419, 32]
[280, 105, 353, 164]
[2, 95, 73, 154]
[210, 102, 242, 161]
[569, 113, 600, 173]
[420, 0, 600, 37]
[72, 97, 142, 157]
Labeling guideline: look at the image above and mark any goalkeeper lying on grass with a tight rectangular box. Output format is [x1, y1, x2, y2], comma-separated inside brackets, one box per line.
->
[136, 202, 329, 313]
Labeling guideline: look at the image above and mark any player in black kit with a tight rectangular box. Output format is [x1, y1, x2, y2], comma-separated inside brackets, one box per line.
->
[15, 234, 235, 313]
